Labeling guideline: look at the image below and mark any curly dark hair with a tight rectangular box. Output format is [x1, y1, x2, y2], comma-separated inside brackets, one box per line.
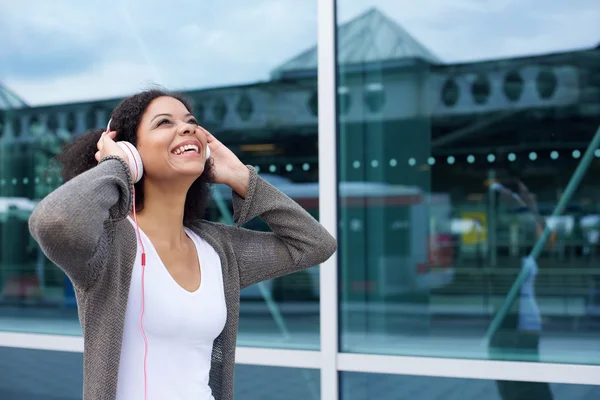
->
[56, 88, 214, 223]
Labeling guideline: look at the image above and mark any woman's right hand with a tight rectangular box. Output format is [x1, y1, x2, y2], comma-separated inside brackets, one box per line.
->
[95, 130, 128, 163]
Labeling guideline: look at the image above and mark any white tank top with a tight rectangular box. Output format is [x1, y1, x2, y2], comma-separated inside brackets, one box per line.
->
[116, 217, 227, 400]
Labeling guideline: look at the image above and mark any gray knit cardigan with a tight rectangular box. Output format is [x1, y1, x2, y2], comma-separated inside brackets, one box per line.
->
[28, 156, 337, 399]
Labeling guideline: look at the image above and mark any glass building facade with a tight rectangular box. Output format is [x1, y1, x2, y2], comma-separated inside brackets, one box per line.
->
[1, 0, 599, 398]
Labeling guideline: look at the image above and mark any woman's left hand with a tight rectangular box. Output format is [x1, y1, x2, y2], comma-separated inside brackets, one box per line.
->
[201, 127, 250, 198]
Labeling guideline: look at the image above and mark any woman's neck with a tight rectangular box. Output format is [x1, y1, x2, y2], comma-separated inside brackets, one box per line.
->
[133, 181, 190, 249]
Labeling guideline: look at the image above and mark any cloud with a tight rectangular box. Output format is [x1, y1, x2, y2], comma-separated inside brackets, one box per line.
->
[339, 0, 599, 62]
[1, 0, 597, 106]
[7, 61, 161, 105]
[119, 0, 318, 89]
[0, 6, 110, 80]
[1, 0, 318, 105]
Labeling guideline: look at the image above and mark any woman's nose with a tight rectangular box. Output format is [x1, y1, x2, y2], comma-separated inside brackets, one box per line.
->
[177, 122, 194, 135]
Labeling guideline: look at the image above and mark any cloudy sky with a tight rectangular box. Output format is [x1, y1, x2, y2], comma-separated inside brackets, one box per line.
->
[1, 0, 598, 106]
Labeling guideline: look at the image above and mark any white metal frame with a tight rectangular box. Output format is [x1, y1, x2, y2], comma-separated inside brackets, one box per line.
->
[317, 0, 340, 398]
[2, 0, 600, 397]
[0, 332, 82, 353]
[338, 353, 600, 385]
[236, 347, 321, 369]
[3, 331, 600, 387]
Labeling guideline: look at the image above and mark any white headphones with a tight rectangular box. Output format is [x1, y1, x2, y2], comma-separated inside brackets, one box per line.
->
[105, 119, 210, 184]
[116, 141, 144, 184]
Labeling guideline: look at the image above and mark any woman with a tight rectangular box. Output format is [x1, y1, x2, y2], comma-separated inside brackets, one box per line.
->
[488, 175, 553, 400]
[28, 89, 337, 400]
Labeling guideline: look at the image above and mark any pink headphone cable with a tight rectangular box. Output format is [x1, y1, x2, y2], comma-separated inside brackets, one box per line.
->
[132, 184, 149, 400]
[105, 122, 149, 400]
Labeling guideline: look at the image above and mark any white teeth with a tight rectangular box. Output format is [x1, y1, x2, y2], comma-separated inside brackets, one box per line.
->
[173, 144, 199, 155]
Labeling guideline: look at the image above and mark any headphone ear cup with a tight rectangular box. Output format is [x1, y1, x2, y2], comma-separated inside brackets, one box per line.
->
[205, 145, 210, 160]
[117, 141, 144, 183]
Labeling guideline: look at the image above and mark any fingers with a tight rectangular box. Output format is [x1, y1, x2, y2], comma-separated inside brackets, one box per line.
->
[199, 126, 214, 142]
[97, 132, 105, 151]
[97, 130, 116, 145]
[104, 131, 117, 144]
[96, 131, 117, 162]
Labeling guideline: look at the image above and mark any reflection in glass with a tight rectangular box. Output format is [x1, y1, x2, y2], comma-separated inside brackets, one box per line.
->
[336, 3, 600, 365]
[0, 347, 83, 399]
[235, 365, 319, 400]
[341, 372, 599, 400]
[0, 347, 320, 400]
[0, 0, 321, 350]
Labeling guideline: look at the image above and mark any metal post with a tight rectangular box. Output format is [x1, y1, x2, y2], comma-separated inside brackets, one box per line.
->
[484, 124, 600, 343]
[488, 169, 497, 267]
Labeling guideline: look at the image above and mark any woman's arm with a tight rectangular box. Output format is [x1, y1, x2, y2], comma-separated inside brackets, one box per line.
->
[28, 156, 133, 289]
[224, 166, 337, 289]
[200, 129, 336, 288]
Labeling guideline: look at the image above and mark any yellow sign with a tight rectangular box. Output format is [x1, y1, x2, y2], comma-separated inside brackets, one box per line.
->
[461, 212, 487, 244]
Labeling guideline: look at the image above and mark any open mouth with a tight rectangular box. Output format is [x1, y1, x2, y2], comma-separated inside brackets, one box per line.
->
[173, 144, 199, 155]
[171, 142, 201, 157]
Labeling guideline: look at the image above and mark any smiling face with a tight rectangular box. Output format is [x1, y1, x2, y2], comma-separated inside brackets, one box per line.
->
[136, 96, 209, 182]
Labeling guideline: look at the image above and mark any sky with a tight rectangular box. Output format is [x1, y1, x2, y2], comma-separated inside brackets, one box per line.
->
[1, 0, 598, 106]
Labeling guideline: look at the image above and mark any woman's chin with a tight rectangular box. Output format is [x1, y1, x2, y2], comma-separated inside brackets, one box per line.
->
[177, 166, 205, 178]
[165, 157, 207, 177]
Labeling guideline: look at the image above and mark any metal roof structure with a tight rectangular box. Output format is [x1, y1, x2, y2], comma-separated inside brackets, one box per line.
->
[0, 83, 27, 110]
[271, 7, 442, 79]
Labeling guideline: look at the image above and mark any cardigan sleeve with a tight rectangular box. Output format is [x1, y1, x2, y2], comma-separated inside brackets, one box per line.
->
[28, 156, 133, 289]
[226, 166, 337, 289]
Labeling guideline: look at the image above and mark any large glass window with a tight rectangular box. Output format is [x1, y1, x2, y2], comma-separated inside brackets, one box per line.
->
[0, 347, 320, 400]
[0, 347, 82, 400]
[0, 0, 321, 350]
[336, 2, 600, 364]
[235, 365, 320, 400]
[341, 372, 600, 400]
